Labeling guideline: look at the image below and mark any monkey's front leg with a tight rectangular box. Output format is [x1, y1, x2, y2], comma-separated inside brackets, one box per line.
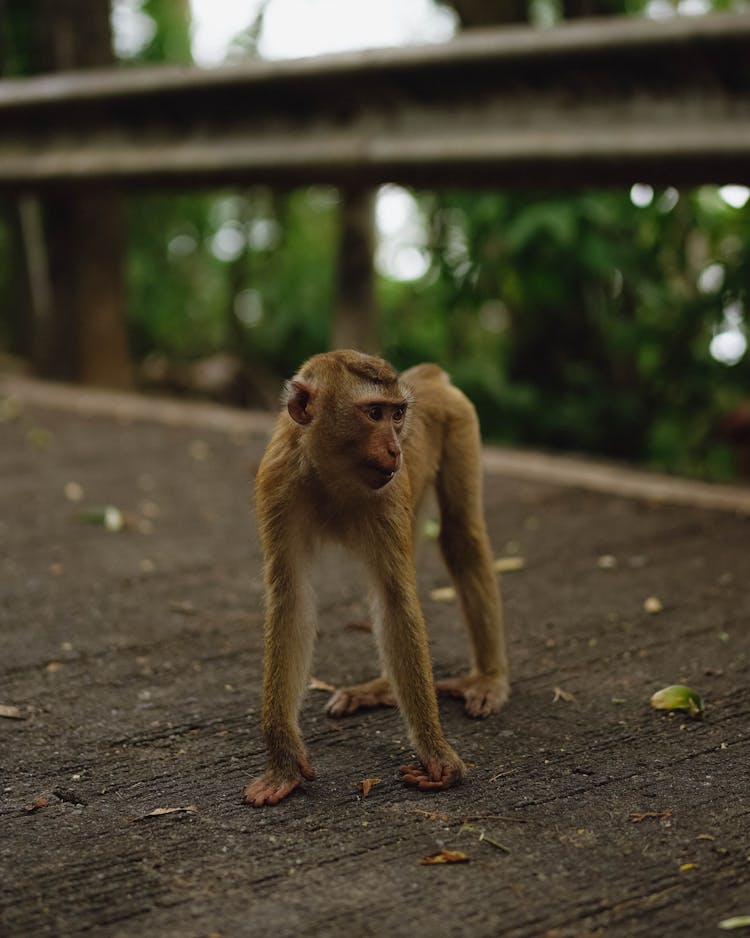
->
[372, 573, 466, 791]
[243, 559, 317, 807]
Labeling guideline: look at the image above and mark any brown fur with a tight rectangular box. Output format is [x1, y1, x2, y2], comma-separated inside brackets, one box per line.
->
[243, 350, 508, 807]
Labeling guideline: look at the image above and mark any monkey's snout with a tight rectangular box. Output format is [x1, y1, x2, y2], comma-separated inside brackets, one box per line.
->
[363, 459, 400, 489]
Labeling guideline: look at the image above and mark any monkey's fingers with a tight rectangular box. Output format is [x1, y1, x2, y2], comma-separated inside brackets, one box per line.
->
[325, 690, 362, 717]
[436, 675, 509, 719]
[325, 686, 397, 718]
[399, 762, 462, 791]
[243, 775, 300, 807]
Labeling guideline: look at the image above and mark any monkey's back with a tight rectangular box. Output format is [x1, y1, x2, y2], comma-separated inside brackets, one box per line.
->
[399, 363, 481, 510]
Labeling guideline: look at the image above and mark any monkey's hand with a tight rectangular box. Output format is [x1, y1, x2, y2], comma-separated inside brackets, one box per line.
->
[435, 673, 509, 719]
[243, 755, 315, 808]
[400, 753, 466, 791]
[325, 677, 397, 717]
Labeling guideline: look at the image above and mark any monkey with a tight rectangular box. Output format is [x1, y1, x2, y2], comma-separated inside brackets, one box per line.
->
[243, 349, 508, 807]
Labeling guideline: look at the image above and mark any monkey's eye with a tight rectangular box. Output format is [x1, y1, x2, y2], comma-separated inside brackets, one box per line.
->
[393, 406, 406, 423]
[367, 405, 384, 422]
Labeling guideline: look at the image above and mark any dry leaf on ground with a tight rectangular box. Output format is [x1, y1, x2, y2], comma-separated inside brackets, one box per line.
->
[628, 809, 673, 823]
[23, 795, 50, 814]
[356, 778, 382, 798]
[132, 805, 199, 822]
[553, 686, 576, 703]
[430, 586, 456, 602]
[420, 850, 470, 865]
[493, 556, 525, 573]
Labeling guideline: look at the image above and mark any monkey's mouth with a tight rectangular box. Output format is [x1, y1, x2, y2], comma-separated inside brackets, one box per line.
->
[362, 462, 399, 490]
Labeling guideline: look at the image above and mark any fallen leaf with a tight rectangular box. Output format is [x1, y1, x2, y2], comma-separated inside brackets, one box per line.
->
[189, 439, 210, 461]
[493, 556, 525, 573]
[553, 686, 576, 703]
[628, 809, 672, 823]
[680, 862, 699, 872]
[719, 917, 750, 931]
[0, 704, 24, 720]
[63, 481, 84, 502]
[430, 586, 456, 602]
[132, 805, 199, 822]
[644, 596, 663, 614]
[79, 506, 126, 532]
[45, 661, 62, 673]
[23, 795, 50, 814]
[308, 677, 336, 692]
[650, 684, 704, 718]
[356, 778, 382, 798]
[420, 850, 469, 865]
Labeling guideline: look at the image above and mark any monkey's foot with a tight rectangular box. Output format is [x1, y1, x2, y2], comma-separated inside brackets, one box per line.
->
[243, 756, 315, 807]
[400, 754, 466, 791]
[325, 677, 397, 717]
[436, 673, 509, 718]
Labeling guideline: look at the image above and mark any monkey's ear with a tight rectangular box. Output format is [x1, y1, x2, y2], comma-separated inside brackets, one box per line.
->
[286, 379, 316, 426]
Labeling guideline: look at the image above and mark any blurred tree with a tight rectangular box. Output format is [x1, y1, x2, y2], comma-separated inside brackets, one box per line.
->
[0, 2, 36, 360]
[449, 0, 528, 25]
[332, 187, 379, 353]
[1, 0, 132, 387]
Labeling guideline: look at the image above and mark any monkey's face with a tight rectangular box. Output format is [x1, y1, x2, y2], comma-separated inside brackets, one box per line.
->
[352, 400, 408, 491]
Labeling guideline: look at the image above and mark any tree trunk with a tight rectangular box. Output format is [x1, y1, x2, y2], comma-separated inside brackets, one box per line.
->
[331, 187, 379, 354]
[20, 0, 132, 387]
[450, 0, 528, 27]
[563, 0, 621, 18]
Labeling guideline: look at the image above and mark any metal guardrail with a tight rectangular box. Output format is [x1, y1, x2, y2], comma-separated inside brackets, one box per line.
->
[0, 13, 749, 189]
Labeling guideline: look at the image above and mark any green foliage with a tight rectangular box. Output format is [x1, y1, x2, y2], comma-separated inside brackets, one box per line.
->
[379, 187, 749, 479]
[139, 0, 192, 64]
[122, 167, 750, 482]
[0, 4, 34, 76]
[126, 187, 337, 372]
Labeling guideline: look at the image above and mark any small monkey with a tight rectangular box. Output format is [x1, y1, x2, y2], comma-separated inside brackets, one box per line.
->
[244, 350, 508, 807]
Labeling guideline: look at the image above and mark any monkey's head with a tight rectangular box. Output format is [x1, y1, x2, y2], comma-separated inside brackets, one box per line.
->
[283, 350, 413, 493]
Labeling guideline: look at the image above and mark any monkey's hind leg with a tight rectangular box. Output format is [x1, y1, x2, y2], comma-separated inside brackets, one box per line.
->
[325, 675, 397, 717]
[434, 398, 509, 719]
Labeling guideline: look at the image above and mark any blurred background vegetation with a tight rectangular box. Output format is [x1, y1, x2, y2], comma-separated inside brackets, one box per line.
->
[1, 0, 748, 480]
